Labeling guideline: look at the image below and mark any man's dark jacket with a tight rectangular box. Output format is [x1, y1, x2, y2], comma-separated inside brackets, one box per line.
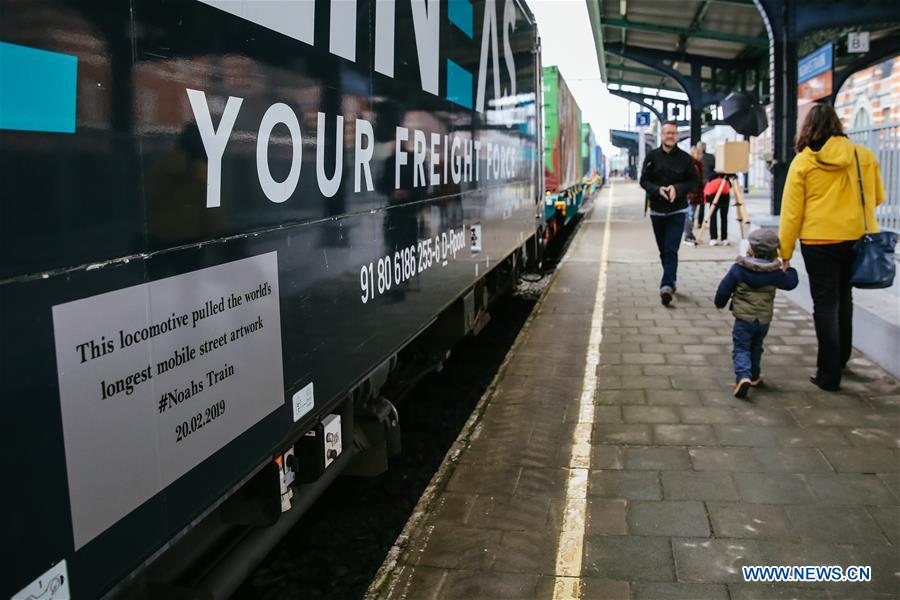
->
[639, 146, 701, 214]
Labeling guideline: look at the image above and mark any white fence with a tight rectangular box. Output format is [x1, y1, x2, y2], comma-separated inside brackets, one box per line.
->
[848, 122, 900, 233]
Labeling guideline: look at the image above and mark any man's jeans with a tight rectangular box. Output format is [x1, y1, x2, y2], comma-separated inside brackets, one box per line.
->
[650, 212, 685, 290]
[733, 318, 770, 381]
[683, 205, 695, 240]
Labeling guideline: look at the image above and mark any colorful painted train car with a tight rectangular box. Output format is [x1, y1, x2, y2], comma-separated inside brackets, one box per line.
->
[581, 123, 606, 195]
[541, 65, 585, 237]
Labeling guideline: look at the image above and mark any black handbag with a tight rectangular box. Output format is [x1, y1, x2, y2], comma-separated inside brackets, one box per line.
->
[850, 150, 896, 289]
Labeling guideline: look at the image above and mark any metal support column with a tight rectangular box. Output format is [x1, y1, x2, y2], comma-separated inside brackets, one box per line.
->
[690, 66, 703, 145]
[754, 0, 796, 215]
[690, 109, 702, 146]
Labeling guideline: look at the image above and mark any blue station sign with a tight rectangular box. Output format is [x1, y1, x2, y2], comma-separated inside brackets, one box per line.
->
[798, 43, 833, 84]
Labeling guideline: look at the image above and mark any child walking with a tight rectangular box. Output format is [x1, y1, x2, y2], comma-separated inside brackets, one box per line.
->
[714, 229, 799, 398]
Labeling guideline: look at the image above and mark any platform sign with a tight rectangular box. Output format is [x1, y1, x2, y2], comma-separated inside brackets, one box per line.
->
[635, 112, 651, 127]
[798, 43, 833, 101]
[848, 31, 869, 54]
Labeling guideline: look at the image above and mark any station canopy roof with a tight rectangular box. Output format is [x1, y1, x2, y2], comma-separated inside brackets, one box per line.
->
[587, 0, 768, 96]
[586, 0, 900, 102]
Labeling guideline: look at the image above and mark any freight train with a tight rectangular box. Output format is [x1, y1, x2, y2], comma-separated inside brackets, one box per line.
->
[0, 2, 601, 598]
[540, 65, 602, 242]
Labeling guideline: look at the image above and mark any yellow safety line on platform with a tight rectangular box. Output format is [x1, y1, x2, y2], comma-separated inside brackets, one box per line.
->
[552, 182, 614, 599]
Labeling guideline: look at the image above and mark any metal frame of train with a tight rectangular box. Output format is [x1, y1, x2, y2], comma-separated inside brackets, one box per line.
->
[0, 2, 603, 598]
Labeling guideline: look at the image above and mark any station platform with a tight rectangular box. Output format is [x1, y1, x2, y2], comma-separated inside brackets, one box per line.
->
[368, 180, 900, 600]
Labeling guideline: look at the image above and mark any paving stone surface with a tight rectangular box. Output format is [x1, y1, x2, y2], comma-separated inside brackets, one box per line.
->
[632, 582, 730, 600]
[375, 183, 900, 599]
[706, 501, 795, 540]
[583, 535, 675, 582]
[627, 500, 711, 537]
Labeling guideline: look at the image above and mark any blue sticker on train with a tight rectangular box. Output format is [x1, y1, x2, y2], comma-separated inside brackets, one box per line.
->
[447, 59, 473, 109]
[0, 41, 77, 133]
[448, 0, 474, 38]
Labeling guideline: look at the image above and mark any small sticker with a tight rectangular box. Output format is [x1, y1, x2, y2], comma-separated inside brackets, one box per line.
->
[470, 222, 482, 253]
[292, 382, 314, 422]
[12, 560, 70, 600]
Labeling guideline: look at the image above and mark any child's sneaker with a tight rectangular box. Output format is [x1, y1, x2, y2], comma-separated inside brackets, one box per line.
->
[660, 286, 674, 306]
[734, 378, 752, 398]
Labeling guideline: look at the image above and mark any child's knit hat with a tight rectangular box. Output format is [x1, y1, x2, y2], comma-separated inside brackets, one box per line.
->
[748, 228, 780, 260]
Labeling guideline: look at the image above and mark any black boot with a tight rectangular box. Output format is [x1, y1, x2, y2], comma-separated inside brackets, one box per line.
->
[809, 373, 840, 392]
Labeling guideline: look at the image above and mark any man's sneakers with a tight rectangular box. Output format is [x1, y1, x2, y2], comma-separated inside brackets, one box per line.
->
[750, 377, 763, 387]
[660, 286, 674, 306]
[734, 378, 752, 398]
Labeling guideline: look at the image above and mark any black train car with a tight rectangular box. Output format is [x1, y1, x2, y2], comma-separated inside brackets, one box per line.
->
[0, 1, 541, 598]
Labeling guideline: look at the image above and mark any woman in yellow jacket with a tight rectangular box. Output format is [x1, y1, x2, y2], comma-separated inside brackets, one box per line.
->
[779, 104, 886, 391]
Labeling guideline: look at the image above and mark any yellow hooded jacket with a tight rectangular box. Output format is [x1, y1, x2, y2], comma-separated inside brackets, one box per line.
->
[779, 135, 885, 260]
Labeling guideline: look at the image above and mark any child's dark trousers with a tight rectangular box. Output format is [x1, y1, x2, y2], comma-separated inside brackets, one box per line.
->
[733, 318, 769, 381]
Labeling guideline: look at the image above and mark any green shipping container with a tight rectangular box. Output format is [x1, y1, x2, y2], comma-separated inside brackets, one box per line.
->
[542, 66, 583, 193]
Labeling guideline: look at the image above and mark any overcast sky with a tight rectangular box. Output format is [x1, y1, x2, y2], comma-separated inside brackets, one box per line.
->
[525, 0, 632, 155]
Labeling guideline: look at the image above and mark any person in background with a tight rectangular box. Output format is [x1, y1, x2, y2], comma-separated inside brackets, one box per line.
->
[698, 141, 716, 183]
[639, 120, 701, 306]
[683, 145, 705, 245]
[779, 103, 887, 392]
[704, 174, 732, 246]
[715, 229, 799, 398]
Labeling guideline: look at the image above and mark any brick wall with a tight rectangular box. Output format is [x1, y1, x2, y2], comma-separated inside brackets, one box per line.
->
[834, 55, 900, 129]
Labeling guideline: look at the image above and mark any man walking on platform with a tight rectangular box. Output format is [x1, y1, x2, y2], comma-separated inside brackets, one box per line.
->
[640, 121, 701, 306]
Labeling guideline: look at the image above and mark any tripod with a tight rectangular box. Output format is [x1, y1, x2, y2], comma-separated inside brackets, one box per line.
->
[694, 173, 748, 245]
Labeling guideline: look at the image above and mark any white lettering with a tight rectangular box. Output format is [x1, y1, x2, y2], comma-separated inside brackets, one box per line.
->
[198, 1, 314, 45]
[429, 132, 441, 186]
[413, 129, 427, 187]
[355, 118, 374, 193]
[186, 89, 243, 209]
[374, 0, 395, 77]
[492, 143, 500, 179]
[330, 0, 357, 61]
[410, 0, 440, 95]
[474, 140, 482, 180]
[463, 140, 473, 182]
[256, 103, 302, 204]
[502, 0, 518, 97]
[451, 136, 462, 184]
[395, 126, 409, 189]
[316, 112, 344, 198]
[443, 134, 449, 184]
[476, 0, 501, 113]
